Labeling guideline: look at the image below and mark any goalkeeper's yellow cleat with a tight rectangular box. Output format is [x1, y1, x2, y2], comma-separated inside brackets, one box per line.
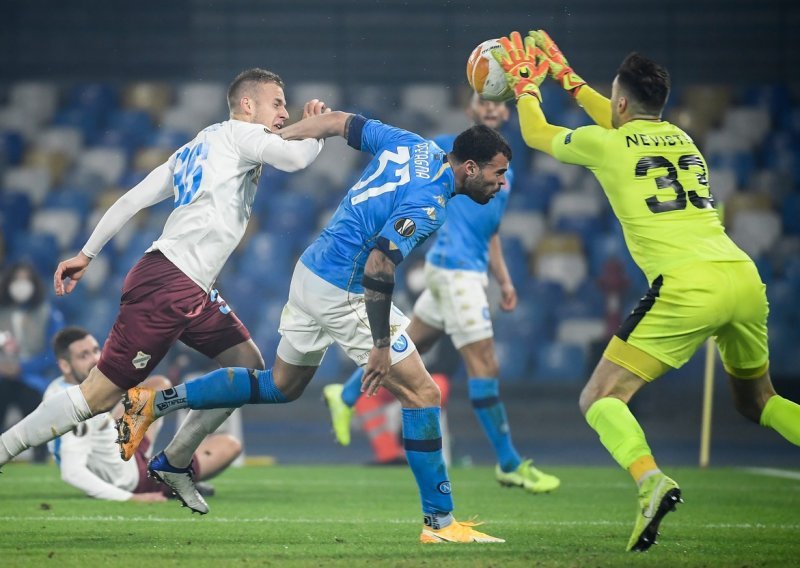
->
[627, 473, 682, 552]
[117, 387, 156, 461]
[529, 29, 587, 96]
[496, 459, 561, 494]
[420, 518, 505, 544]
[322, 383, 354, 446]
[492, 31, 549, 101]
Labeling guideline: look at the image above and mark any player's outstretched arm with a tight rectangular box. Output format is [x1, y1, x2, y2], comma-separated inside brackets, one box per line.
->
[279, 111, 353, 142]
[530, 30, 612, 129]
[492, 32, 569, 156]
[361, 248, 396, 397]
[54, 162, 173, 295]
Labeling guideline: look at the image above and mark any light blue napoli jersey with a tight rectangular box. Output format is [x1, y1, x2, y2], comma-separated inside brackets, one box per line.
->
[300, 117, 455, 294]
[425, 133, 513, 272]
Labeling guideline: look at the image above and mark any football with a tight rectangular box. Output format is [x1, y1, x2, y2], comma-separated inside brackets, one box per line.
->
[466, 39, 514, 102]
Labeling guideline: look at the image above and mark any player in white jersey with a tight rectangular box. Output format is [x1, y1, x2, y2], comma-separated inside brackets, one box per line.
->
[0, 69, 327, 513]
[45, 327, 241, 502]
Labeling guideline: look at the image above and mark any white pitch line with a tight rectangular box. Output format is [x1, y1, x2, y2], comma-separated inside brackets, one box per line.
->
[0, 515, 797, 531]
[741, 467, 800, 481]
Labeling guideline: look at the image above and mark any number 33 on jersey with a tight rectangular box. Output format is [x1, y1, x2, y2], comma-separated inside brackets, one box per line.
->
[551, 120, 749, 284]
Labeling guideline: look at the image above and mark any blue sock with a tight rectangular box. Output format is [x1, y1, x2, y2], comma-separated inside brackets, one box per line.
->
[341, 368, 364, 407]
[469, 378, 522, 473]
[183, 367, 287, 410]
[402, 407, 454, 515]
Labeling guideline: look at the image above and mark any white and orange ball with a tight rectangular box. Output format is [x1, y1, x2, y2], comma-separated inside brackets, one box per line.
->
[466, 39, 514, 102]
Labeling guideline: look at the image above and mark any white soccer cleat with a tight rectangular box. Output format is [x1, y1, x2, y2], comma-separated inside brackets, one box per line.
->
[148, 451, 209, 514]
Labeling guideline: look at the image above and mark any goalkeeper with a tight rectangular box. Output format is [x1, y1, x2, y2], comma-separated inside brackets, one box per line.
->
[493, 30, 800, 552]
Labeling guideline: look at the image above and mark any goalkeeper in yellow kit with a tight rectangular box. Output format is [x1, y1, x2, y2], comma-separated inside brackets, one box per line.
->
[493, 31, 800, 551]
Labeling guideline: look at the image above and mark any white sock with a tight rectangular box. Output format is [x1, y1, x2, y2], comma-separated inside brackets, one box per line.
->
[0, 386, 92, 466]
[164, 408, 234, 468]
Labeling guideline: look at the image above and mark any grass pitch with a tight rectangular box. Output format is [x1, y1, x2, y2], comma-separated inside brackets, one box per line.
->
[1, 464, 798, 567]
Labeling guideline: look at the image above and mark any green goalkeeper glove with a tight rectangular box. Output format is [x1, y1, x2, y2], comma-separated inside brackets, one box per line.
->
[492, 31, 549, 101]
[529, 29, 587, 96]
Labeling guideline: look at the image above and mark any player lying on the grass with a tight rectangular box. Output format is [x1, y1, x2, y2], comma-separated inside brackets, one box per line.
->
[323, 92, 559, 494]
[47, 327, 241, 503]
[0, 68, 328, 515]
[117, 112, 512, 543]
[493, 29, 800, 551]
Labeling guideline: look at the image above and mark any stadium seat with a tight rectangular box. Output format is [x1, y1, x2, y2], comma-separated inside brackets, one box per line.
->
[708, 167, 738, 205]
[556, 318, 607, 349]
[148, 129, 191, 150]
[495, 337, 533, 381]
[781, 193, 800, 235]
[722, 106, 771, 149]
[122, 82, 173, 120]
[400, 84, 451, 120]
[24, 148, 72, 185]
[7, 232, 60, 276]
[533, 234, 587, 294]
[161, 107, 207, 137]
[507, 172, 561, 212]
[532, 342, 587, 383]
[34, 127, 84, 161]
[132, 147, 174, 174]
[0, 130, 24, 166]
[75, 147, 127, 186]
[2, 165, 51, 205]
[52, 108, 102, 143]
[499, 211, 545, 252]
[176, 82, 228, 123]
[68, 83, 118, 115]
[0, 192, 32, 238]
[290, 82, 344, 113]
[30, 208, 82, 249]
[9, 82, 58, 126]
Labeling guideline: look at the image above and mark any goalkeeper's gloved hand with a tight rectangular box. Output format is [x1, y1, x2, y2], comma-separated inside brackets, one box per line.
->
[492, 31, 549, 102]
[528, 29, 586, 97]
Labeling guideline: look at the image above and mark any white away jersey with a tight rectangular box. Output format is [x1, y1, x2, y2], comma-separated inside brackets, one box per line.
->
[45, 377, 138, 501]
[149, 120, 324, 291]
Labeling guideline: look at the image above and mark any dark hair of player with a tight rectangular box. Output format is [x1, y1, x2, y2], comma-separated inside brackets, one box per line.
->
[53, 326, 91, 361]
[616, 52, 671, 115]
[450, 125, 512, 167]
[227, 68, 285, 113]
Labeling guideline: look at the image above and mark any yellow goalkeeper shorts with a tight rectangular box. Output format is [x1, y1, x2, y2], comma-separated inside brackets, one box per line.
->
[604, 260, 769, 382]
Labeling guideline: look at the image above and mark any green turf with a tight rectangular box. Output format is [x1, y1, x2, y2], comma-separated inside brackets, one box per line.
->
[0, 464, 798, 567]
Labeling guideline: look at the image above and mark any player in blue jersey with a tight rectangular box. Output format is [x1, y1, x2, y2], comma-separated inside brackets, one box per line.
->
[117, 111, 510, 543]
[323, 94, 560, 493]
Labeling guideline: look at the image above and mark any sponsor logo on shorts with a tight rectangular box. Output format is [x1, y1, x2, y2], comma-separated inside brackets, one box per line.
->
[438, 481, 452, 494]
[391, 335, 408, 353]
[394, 218, 416, 237]
[132, 351, 151, 370]
[565, 132, 573, 144]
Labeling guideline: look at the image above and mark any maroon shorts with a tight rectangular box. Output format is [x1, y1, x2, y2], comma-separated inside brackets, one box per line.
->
[133, 436, 202, 495]
[97, 251, 250, 390]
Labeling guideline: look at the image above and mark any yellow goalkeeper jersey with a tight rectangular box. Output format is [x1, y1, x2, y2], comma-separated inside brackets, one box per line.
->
[551, 119, 750, 283]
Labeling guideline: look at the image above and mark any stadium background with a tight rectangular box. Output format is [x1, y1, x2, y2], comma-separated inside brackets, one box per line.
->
[0, 0, 798, 468]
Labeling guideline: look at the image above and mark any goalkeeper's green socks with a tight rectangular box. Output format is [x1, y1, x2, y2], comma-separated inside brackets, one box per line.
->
[760, 395, 800, 445]
[586, 397, 660, 484]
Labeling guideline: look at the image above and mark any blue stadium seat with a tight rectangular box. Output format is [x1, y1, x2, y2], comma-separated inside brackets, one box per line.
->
[0, 192, 32, 238]
[53, 108, 102, 142]
[103, 109, 154, 148]
[43, 189, 93, 222]
[708, 151, 755, 188]
[781, 193, 800, 235]
[68, 83, 118, 115]
[0, 130, 24, 166]
[495, 337, 533, 381]
[499, 236, 530, 285]
[8, 233, 60, 277]
[494, 300, 554, 344]
[262, 192, 319, 235]
[522, 278, 565, 308]
[76, 296, 118, 340]
[532, 342, 587, 383]
[148, 129, 191, 150]
[507, 172, 561, 212]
